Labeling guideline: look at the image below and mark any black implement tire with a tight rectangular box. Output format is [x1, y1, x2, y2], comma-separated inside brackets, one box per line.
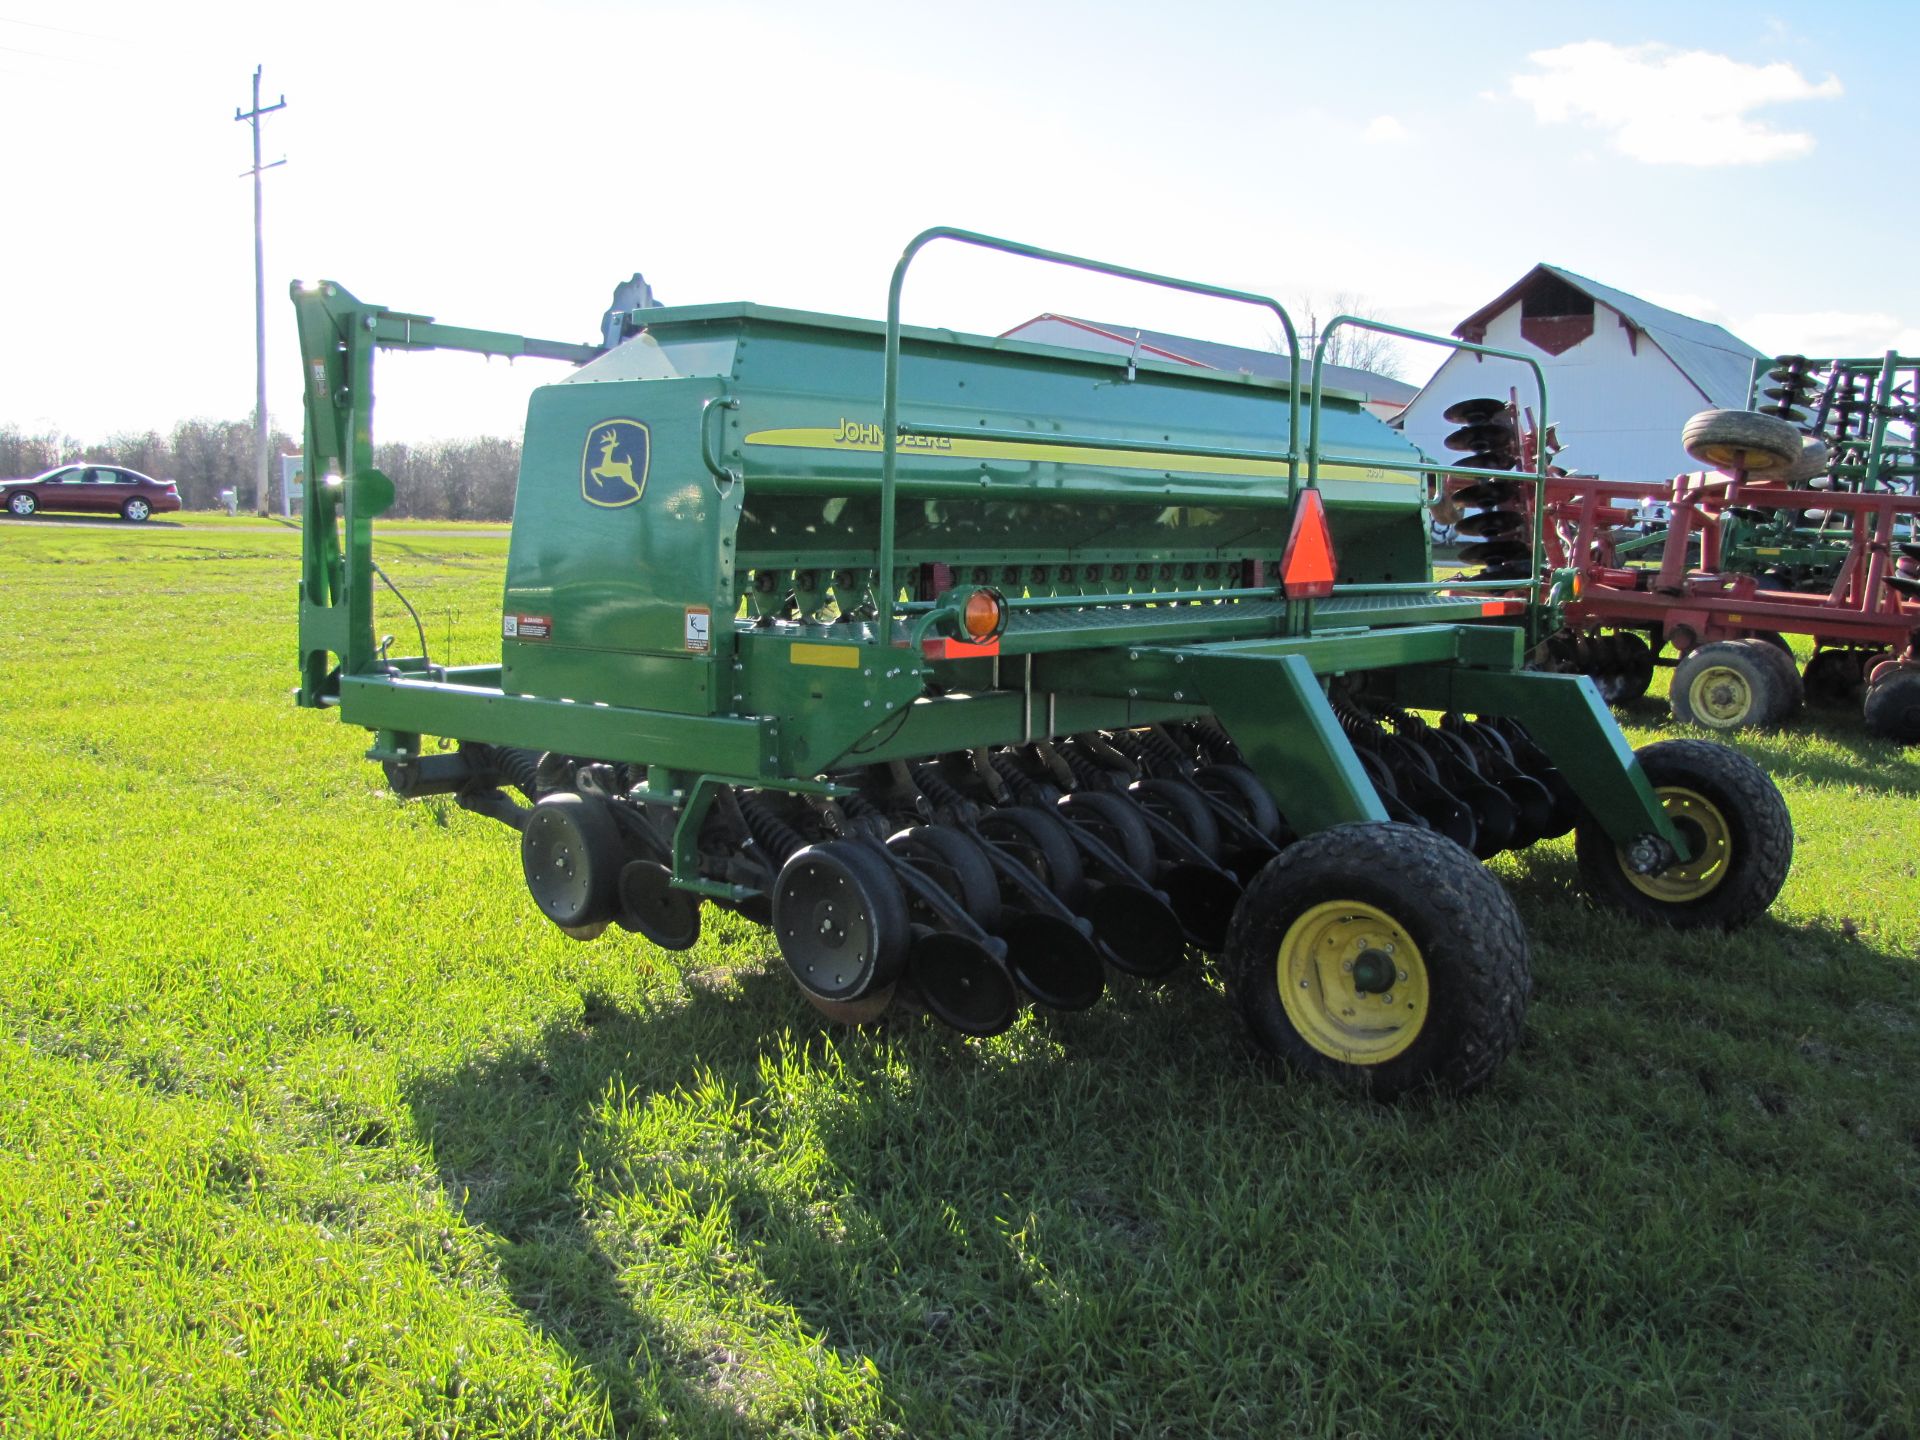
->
[1574, 739, 1791, 930]
[1863, 668, 1920, 744]
[1803, 648, 1867, 706]
[1734, 636, 1803, 724]
[1784, 434, 1831, 485]
[1681, 408, 1801, 476]
[1670, 641, 1782, 732]
[7, 491, 36, 517]
[1224, 823, 1530, 1099]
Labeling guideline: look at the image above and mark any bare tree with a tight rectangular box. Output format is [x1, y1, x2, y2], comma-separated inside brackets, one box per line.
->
[1276, 291, 1407, 380]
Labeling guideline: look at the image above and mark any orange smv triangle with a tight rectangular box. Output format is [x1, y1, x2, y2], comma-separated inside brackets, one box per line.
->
[1280, 486, 1337, 599]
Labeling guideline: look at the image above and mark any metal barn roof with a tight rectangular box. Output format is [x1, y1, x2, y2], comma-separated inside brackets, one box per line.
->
[1454, 264, 1767, 408]
[1001, 314, 1420, 407]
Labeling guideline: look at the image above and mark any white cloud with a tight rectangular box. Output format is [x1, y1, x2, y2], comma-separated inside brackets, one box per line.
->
[1510, 41, 1841, 166]
[1362, 114, 1409, 144]
[1741, 310, 1920, 359]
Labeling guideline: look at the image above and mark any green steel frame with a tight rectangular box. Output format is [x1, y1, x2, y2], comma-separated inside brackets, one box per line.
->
[292, 231, 1686, 893]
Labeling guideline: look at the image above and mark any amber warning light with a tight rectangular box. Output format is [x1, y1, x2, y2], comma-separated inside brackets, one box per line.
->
[922, 587, 1007, 661]
[1280, 488, 1337, 599]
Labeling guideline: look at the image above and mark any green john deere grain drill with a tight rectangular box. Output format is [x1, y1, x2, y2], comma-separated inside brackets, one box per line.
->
[292, 229, 1793, 1098]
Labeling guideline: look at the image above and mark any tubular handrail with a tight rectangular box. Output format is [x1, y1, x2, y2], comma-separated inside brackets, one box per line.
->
[879, 227, 1303, 642]
[1310, 315, 1553, 642]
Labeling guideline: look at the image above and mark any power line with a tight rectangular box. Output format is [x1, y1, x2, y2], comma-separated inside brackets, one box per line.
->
[0, 13, 114, 40]
[235, 64, 286, 516]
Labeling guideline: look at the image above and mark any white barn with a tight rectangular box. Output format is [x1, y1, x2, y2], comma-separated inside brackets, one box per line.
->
[1396, 266, 1769, 483]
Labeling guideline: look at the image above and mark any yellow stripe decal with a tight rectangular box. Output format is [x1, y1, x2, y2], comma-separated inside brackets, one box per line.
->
[789, 642, 863, 669]
[742, 427, 1411, 486]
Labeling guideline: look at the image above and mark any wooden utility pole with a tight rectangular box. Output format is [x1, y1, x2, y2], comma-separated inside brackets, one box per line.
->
[235, 65, 285, 515]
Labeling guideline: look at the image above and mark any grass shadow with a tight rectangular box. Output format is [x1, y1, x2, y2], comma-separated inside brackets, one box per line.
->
[404, 976, 800, 1435]
[398, 957, 1259, 1434]
[1734, 728, 1920, 799]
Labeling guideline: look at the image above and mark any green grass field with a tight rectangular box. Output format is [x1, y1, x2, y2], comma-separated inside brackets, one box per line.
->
[2, 517, 1917, 1438]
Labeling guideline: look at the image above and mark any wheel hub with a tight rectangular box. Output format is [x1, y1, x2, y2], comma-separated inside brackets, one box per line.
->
[1276, 902, 1430, 1065]
[1622, 787, 1730, 902]
[1351, 948, 1396, 994]
[1689, 665, 1754, 725]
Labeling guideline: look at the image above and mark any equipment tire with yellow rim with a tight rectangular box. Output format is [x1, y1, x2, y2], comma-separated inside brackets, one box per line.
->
[1575, 738, 1792, 929]
[1670, 641, 1785, 733]
[1737, 633, 1804, 724]
[1224, 823, 1531, 1098]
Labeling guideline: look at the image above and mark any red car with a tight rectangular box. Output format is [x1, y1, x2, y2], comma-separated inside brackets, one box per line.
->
[2, 464, 182, 522]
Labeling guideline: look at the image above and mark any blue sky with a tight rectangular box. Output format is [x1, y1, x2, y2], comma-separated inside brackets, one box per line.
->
[2, 0, 1913, 442]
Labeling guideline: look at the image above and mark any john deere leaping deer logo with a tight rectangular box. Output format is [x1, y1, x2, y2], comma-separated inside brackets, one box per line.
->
[581, 419, 650, 507]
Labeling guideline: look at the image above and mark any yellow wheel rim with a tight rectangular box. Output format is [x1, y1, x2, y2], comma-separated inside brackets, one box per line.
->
[1622, 786, 1732, 902]
[1686, 665, 1757, 726]
[1276, 901, 1429, 1065]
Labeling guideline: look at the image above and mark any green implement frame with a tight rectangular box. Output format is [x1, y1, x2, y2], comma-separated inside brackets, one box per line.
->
[292, 229, 1685, 896]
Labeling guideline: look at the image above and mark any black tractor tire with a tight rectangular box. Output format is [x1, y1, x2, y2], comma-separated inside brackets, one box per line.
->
[1574, 739, 1791, 930]
[7, 491, 36, 517]
[1863, 668, 1920, 745]
[1670, 641, 1783, 732]
[1681, 409, 1801, 476]
[1224, 823, 1530, 1099]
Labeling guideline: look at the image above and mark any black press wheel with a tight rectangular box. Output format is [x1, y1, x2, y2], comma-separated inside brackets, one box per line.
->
[7, 491, 36, 517]
[1863, 667, 1920, 744]
[614, 860, 702, 951]
[1055, 789, 1159, 878]
[121, 497, 152, 522]
[976, 805, 1088, 908]
[1670, 641, 1783, 732]
[885, 825, 1002, 931]
[1194, 763, 1285, 841]
[1224, 822, 1530, 1099]
[1574, 738, 1791, 929]
[520, 792, 624, 930]
[1129, 776, 1223, 861]
[773, 840, 910, 1004]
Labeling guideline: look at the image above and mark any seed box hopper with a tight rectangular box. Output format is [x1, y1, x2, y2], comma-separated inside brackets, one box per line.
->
[293, 229, 1791, 1098]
